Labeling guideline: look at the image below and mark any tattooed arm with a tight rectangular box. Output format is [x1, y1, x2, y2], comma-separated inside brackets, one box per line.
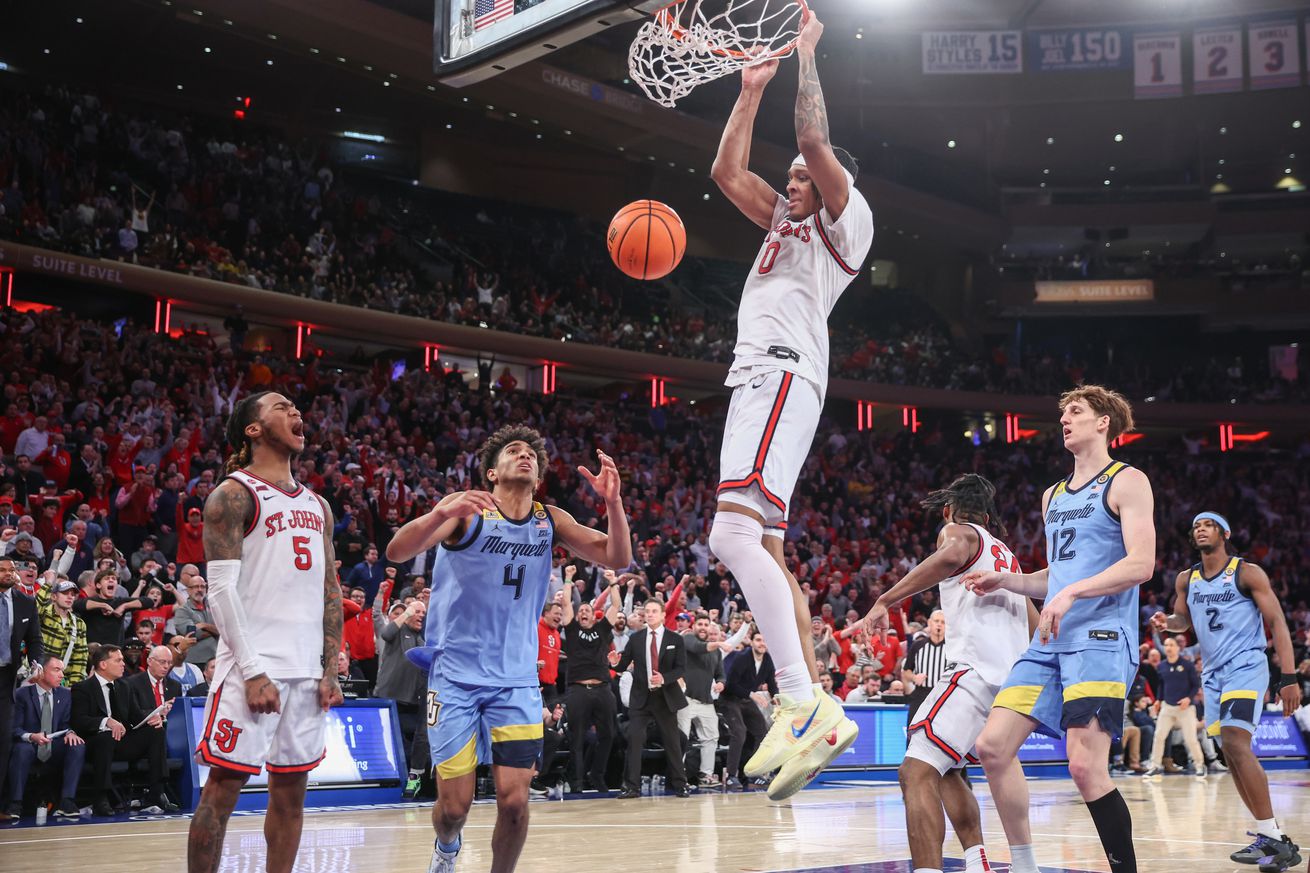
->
[710, 55, 781, 229]
[203, 479, 281, 715]
[317, 496, 345, 711]
[794, 11, 849, 220]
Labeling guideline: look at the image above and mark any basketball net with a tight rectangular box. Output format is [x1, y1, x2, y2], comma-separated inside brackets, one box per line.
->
[628, 0, 807, 108]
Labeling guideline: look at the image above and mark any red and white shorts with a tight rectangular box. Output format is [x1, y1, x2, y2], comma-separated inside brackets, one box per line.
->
[717, 368, 822, 529]
[196, 672, 328, 776]
[905, 667, 994, 775]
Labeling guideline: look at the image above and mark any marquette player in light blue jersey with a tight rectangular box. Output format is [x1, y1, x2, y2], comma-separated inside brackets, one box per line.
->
[963, 386, 1155, 873]
[386, 425, 632, 873]
[1152, 511, 1302, 872]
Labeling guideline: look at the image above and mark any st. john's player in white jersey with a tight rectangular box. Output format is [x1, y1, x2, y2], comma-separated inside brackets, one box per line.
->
[187, 391, 344, 873]
[708, 9, 874, 800]
[862, 475, 1037, 873]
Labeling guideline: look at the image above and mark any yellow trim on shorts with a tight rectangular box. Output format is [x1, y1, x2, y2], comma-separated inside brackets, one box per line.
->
[435, 734, 478, 780]
[1220, 689, 1259, 702]
[1206, 721, 1222, 737]
[490, 723, 544, 743]
[1062, 681, 1125, 702]
[993, 685, 1043, 714]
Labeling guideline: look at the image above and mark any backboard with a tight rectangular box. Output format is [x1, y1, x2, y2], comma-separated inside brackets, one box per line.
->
[434, 0, 665, 87]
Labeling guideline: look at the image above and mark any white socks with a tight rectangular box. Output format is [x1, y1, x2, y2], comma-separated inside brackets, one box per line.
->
[709, 511, 813, 702]
[964, 844, 991, 872]
[1009, 844, 1038, 873]
[1256, 818, 1284, 840]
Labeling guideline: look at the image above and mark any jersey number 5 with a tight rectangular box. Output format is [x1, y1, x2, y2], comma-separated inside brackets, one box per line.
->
[292, 535, 314, 571]
[503, 564, 526, 599]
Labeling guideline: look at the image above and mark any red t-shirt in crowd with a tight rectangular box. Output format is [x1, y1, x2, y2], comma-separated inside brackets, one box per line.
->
[537, 619, 561, 685]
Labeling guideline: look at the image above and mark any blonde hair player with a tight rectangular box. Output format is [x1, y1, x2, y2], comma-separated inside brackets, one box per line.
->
[707, 9, 874, 801]
[964, 385, 1155, 873]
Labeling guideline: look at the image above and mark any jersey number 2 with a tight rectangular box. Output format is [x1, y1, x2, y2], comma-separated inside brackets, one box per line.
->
[292, 535, 313, 571]
[1205, 607, 1224, 632]
[503, 564, 526, 599]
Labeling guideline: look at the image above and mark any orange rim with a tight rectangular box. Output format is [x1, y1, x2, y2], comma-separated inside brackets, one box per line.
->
[652, 0, 807, 61]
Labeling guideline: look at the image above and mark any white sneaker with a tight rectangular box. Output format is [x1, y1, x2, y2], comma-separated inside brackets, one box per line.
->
[744, 689, 846, 777]
[428, 839, 460, 873]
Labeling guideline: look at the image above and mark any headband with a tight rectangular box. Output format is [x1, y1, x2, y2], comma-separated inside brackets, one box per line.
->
[792, 153, 855, 190]
[1192, 511, 1230, 535]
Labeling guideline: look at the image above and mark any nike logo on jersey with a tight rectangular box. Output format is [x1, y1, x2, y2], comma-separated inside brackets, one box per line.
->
[791, 702, 821, 739]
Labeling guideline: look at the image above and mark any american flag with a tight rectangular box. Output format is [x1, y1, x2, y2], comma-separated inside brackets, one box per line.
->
[474, 0, 514, 30]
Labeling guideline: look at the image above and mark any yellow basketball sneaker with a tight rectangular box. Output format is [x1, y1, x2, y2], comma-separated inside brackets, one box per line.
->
[743, 688, 847, 778]
[766, 712, 859, 801]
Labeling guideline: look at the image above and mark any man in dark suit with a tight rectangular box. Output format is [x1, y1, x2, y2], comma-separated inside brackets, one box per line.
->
[7, 657, 86, 817]
[70, 644, 176, 816]
[720, 631, 778, 790]
[610, 600, 689, 798]
[123, 644, 183, 733]
[0, 556, 44, 822]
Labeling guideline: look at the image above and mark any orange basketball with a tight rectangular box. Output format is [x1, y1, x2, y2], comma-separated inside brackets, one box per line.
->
[607, 200, 686, 280]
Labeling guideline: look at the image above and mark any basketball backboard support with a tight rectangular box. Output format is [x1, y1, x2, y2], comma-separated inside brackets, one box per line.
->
[435, 0, 665, 87]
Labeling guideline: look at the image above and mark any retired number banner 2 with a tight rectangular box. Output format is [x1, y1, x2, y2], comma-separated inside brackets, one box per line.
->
[922, 31, 1022, 74]
[1193, 22, 1243, 93]
[1248, 16, 1302, 89]
[1134, 31, 1183, 99]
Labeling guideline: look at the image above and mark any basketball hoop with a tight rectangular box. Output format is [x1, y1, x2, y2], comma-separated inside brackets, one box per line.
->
[628, 0, 807, 108]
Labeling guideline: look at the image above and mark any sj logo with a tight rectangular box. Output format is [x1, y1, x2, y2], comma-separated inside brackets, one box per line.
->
[213, 718, 243, 754]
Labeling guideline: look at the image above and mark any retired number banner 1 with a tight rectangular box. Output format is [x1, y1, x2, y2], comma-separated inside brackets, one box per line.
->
[1134, 31, 1183, 98]
[922, 31, 1022, 74]
[1248, 16, 1302, 89]
[1193, 21, 1243, 93]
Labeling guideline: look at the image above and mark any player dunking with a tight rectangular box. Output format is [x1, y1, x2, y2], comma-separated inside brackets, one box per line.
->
[386, 425, 631, 873]
[862, 475, 1038, 873]
[187, 392, 344, 873]
[964, 386, 1155, 873]
[1152, 511, 1302, 872]
[707, 9, 873, 801]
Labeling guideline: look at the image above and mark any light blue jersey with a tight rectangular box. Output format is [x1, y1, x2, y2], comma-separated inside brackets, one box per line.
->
[426, 501, 555, 688]
[1188, 556, 1265, 672]
[1041, 460, 1138, 653]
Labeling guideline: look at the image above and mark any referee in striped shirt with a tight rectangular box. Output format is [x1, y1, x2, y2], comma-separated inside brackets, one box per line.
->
[902, 610, 949, 732]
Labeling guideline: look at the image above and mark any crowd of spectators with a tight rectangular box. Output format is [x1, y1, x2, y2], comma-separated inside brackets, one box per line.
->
[1, 301, 1308, 812]
[1, 82, 1306, 404]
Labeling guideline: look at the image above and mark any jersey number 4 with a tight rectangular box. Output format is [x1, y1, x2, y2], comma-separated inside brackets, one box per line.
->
[502, 564, 526, 599]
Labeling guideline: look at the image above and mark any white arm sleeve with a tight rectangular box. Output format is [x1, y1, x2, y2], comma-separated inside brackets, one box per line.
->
[206, 559, 268, 679]
[55, 547, 76, 578]
[724, 621, 751, 650]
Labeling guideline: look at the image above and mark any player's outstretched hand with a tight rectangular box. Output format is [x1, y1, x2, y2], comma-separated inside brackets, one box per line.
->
[579, 450, 622, 503]
[1279, 681, 1302, 717]
[432, 489, 497, 522]
[319, 674, 344, 712]
[1148, 611, 1169, 634]
[861, 603, 890, 639]
[961, 570, 1004, 595]
[245, 674, 282, 715]
[797, 8, 823, 54]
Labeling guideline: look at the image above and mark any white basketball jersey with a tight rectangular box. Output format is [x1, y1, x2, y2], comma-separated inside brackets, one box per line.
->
[939, 523, 1030, 686]
[729, 190, 875, 393]
[220, 469, 327, 680]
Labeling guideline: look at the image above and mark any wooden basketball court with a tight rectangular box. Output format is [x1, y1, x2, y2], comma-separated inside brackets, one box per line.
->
[3, 773, 1307, 872]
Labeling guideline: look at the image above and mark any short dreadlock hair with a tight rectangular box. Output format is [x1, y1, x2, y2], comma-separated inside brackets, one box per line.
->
[921, 473, 1006, 537]
[478, 424, 547, 486]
